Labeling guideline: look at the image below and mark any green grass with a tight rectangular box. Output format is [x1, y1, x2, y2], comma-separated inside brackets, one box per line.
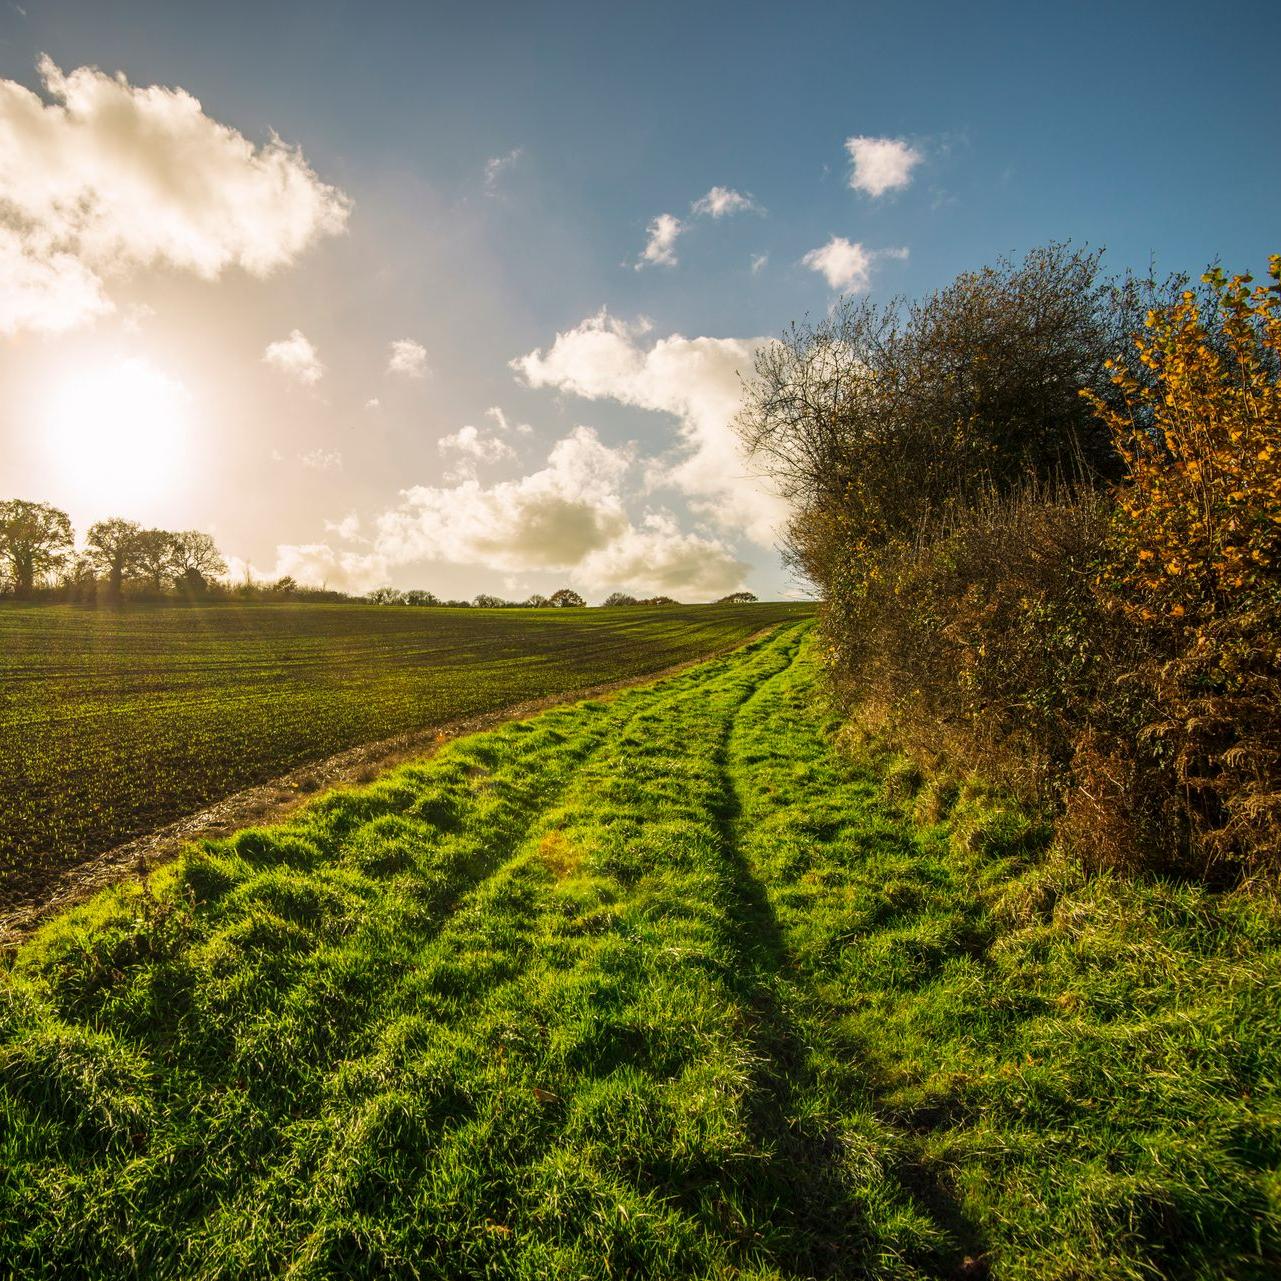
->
[2, 623, 1278, 1277]
[0, 600, 809, 906]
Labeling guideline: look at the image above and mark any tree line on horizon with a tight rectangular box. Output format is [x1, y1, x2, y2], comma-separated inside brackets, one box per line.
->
[0, 502, 227, 604]
[0, 502, 760, 609]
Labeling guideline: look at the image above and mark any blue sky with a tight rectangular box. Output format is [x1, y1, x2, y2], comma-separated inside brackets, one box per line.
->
[1, 0, 1277, 599]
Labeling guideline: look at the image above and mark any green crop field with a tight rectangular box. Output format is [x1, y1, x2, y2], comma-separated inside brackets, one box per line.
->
[3, 623, 1278, 1278]
[0, 601, 810, 910]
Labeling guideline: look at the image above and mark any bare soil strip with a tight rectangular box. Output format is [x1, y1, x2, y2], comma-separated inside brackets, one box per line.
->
[0, 629, 778, 945]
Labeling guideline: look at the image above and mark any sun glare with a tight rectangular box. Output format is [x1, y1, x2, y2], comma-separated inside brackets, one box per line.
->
[42, 357, 192, 508]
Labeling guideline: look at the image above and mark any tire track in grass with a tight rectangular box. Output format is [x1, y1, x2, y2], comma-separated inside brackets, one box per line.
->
[701, 627, 927, 1275]
[723, 632, 989, 1276]
[0, 639, 795, 1277]
[265, 626, 817, 1277]
[149, 629, 809, 1271]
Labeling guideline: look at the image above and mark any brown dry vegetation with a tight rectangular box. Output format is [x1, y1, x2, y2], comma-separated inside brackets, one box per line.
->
[740, 245, 1281, 877]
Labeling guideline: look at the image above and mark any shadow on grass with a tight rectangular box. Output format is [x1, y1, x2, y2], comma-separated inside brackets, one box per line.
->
[706, 667, 990, 1279]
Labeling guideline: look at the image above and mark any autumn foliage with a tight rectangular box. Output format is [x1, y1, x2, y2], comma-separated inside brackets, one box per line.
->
[1086, 258, 1281, 865]
[743, 247, 1281, 877]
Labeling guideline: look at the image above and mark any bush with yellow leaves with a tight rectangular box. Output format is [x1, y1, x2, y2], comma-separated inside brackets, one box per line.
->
[1086, 257, 1281, 867]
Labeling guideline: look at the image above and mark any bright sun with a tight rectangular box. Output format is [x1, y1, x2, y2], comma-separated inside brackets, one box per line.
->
[43, 357, 191, 507]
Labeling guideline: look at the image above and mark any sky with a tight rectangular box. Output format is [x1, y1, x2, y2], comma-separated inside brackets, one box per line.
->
[1, 0, 1277, 601]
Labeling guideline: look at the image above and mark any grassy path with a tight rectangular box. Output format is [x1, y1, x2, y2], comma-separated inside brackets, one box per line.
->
[2, 624, 1280, 1278]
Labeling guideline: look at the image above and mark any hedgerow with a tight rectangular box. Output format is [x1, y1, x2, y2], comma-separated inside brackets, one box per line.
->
[740, 245, 1281, 875]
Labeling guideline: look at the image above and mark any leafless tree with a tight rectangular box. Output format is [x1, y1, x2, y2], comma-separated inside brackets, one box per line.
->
[171, 530, 227, 591]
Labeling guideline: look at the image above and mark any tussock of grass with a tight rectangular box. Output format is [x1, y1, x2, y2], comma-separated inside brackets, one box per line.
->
[2, 624, 1279, 1277]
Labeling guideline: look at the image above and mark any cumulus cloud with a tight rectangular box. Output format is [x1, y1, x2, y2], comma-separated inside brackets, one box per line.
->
[264, 329, 323, 383]
[387, 337, 429, 378]
[690, 185, 761, 217]
[325, 512, 361, 540]
[438, 423, 516, 479]
[845, 135, 922, 197]
[0, 224, 111, 333]
[274, 543, 386, 592]
[513, 310, 787, 545]
[577, 512, 747, 596]
[802, 236, 872, 291]
[484, 147, 523, 193]
[300, 447, 342, 470]
[264, 425, 750, 600]
[376, 426, 631, 572]
[637, 212, 682, 269]
[0, 56, 349, 334]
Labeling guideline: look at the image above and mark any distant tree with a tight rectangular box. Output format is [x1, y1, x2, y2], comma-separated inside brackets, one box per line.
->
[404, 589, 439, 606]
[473, 593, 509, 609]
[134, 529, 178, 592]
[171, 530, 227, 592]
[636, 595, 679, 606]
[442, 598, 472, 608]
[0, 499, 74, 597]
[716, 591, 758, 604]
[522, 593, 550, 608]
[271, 575, 299, 595]
[85, 518, 144, 602]
[602, 592, 639, 607]
[548, 588, 586, 608]
[62, 551, 99, 605]
[366, 586, 405, 605]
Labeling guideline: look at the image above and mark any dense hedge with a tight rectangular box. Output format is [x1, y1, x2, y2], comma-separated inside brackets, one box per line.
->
[741, 247, 1281, 875]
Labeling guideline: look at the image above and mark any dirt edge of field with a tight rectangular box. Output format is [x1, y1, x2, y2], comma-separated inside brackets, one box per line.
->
[0, 626, 788, 946]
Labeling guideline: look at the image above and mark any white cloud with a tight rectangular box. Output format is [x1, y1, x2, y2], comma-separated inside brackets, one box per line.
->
[577, 512, 746, 596]
[357, 426, 747, 600]
[802, 236, 872, 292]
[325, 511, 361, 540]
[0, 224, 111, 333]
[883, 245, 910, 260]
[844, 135, 922, 197]
[274, 543, 386, 592]
[375, 426, 632, 573]
[750, 253, 769, 275]
[0, 57, 349, 335]
[438, 422, 516, 479]
[512, 310, 787, 545]
[387, 337, 429, 378]
[300, 447, 342, 470]
[484, 147, 523, 193]
[225, 542, 387, 593]
[637, 212, 682, 269]
[690, 186, 760, 218]
[264, 329, 323, 384]
[365, 396, 381, 409]
[486, 405, 533, 435]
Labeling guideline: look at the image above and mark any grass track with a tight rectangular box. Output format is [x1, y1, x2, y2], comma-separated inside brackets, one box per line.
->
[0, 600, 809, 906]
[2, 623, 1279, 1278]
